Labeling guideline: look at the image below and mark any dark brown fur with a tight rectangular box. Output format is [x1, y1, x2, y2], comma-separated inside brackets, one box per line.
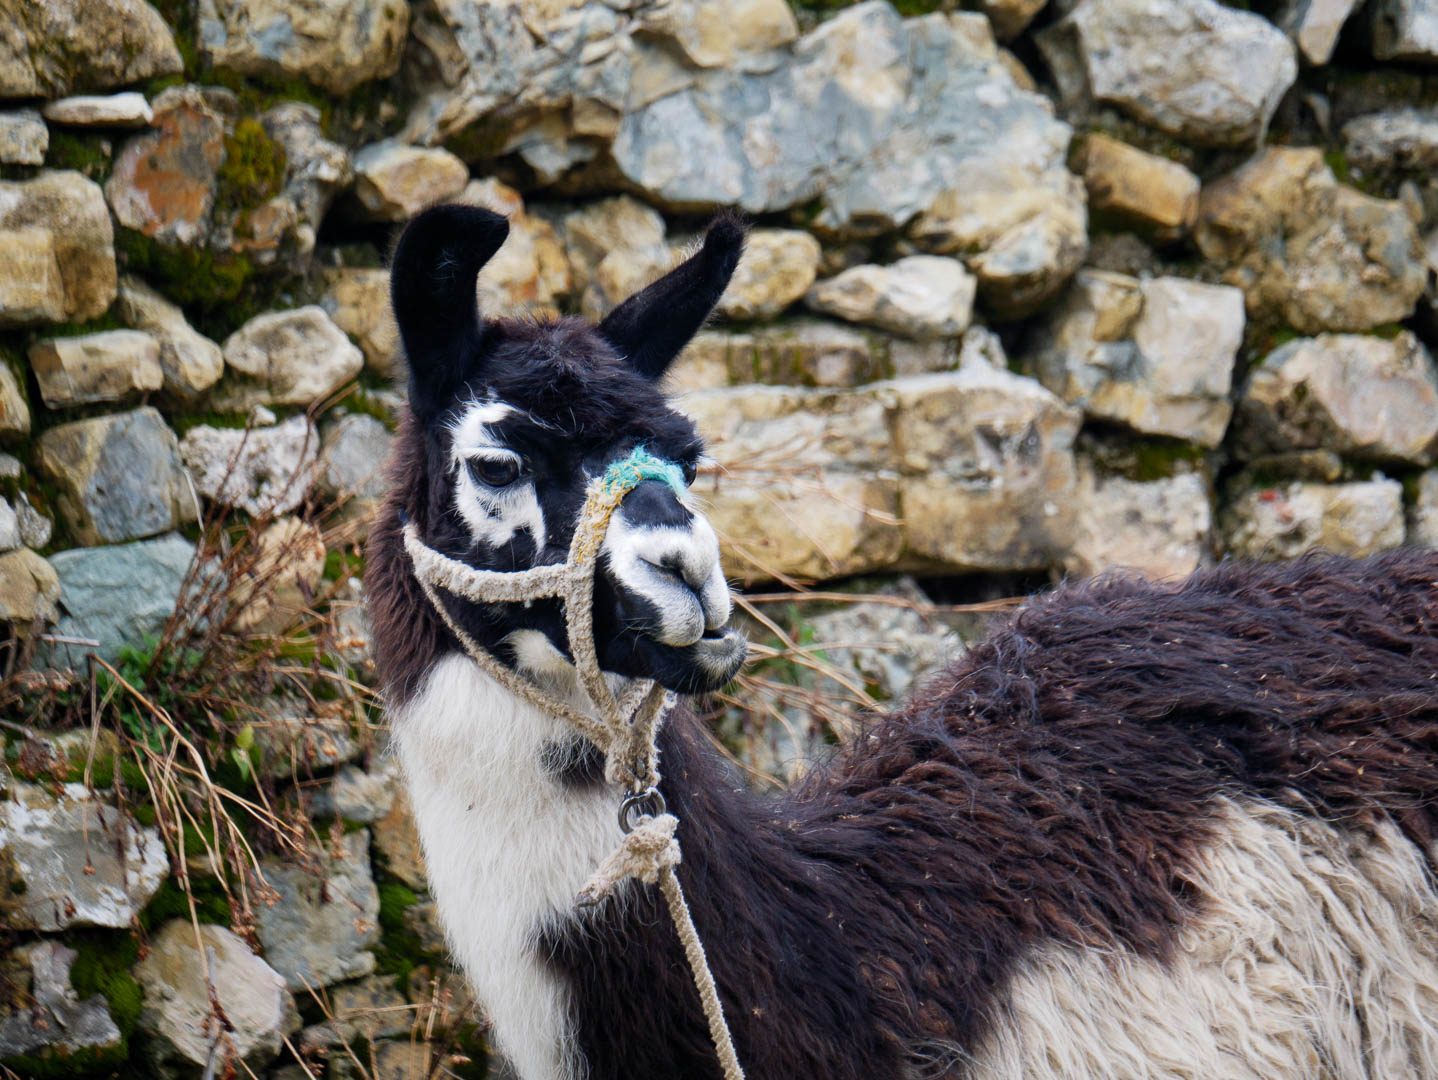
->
[538, 551, 1438, 1079]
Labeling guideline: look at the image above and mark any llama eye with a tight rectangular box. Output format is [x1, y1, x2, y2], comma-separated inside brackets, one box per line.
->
[468, 456, 521, 488]
[681, 460, 698, 486]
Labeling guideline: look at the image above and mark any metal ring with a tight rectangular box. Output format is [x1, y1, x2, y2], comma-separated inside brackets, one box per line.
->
[618, 787, 667, 833]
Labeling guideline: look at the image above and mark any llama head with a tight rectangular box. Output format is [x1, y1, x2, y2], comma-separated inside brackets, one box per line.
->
[386, 203, 747, 695]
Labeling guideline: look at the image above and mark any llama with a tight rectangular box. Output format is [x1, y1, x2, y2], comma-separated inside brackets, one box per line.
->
[367, 203, 1438, 1080]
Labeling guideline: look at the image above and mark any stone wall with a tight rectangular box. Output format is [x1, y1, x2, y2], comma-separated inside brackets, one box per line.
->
[3, 0, 1438, 1076]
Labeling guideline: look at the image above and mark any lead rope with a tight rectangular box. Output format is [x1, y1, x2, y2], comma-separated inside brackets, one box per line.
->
[403, 448, 747, 1080]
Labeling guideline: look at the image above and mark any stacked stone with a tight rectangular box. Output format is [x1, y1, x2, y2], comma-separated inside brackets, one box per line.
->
[3, 0, 1438, 1072]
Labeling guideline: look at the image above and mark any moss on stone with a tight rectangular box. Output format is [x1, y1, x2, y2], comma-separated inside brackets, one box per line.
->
[116, 227, 256, 309]
[65, 929, 142, 1050]
[34, 312, 129, 340]
[139, 876, 234, 932]
[44, 132, 113, 182]
[444, 119, 520, 167]
[0, 1041, 130, 1078]
[373, 881, 437, 992]
[1129, 440, 1207, 482]
[1083, 431, 1209, 483]
[216, 117, 288, 218]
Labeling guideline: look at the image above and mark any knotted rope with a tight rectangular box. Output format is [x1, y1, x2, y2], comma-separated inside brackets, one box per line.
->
[403, 447, 747, 1080]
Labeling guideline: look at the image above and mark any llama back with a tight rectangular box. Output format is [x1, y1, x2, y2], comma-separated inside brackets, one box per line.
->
[799, 548, 1438, 1077]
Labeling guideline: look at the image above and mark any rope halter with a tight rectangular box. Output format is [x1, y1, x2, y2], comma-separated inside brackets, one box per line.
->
[403, 445, 748, 1079]
[402, 447, 686, 792]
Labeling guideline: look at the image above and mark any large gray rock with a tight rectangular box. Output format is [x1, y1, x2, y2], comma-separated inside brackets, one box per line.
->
[0, 782, 169, 930]
[683, 366, 1080, 582]
[889, 368, 1081, 572]
[805, 257, 975, 340]
[1028, 272, 1245, 448]
[48, 533, 195, 663]
[1237, 333, 1438, 466]
[180, 415, 321, 517]
[0, 109, 46, 165]
[136, 920, 298, 1076]
[1037, 0, 1296, 147]
[412, 0, 793, 178]
[212, 307, 364, 411]
[1066, 465, 1212, 581]
[28, 330, 164, 408]
[0, 941, 121, 1064]
[681, 382, 902, 583]
[36, 407, 197, 546]
[0, 0, 182, 98]
[1371, 0, 1438, 61]
[1343, 108, 1438, 171]
[1195, 148, 1426, 334]
[0, 171, 117, 326]
[198, 0, 410, 94]
[255, 830, 382, 991]
[1280, 0, 1363, 65]
[614, 5, 1085, 314]
[115, 276, 225, 400]
[1222, 479, 1406, 561]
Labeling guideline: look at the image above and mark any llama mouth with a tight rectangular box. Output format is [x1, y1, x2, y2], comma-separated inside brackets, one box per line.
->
[635, 626, 747, 694]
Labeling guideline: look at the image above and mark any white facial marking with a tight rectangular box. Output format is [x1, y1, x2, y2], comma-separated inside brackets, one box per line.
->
[393, 654, 626, 1080]
[602, 500, 731, 647]
[449, 400, 548, 552]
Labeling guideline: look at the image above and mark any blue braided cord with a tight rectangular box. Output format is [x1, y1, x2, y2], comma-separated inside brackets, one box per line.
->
[602, 446, 685, 497]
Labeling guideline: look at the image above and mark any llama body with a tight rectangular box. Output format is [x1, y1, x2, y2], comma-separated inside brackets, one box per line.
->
[369, 204, 1438, 1080]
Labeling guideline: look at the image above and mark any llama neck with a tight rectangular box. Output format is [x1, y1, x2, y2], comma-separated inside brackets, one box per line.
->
[391, 652, 633, 1080]
[539, 708, 896, 1080]
[393, 649, 892, 1080]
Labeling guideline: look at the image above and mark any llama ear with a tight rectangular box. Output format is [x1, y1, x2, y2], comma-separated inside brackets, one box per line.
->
[390, 204, 509, 403]
[598, 215, 745, 380]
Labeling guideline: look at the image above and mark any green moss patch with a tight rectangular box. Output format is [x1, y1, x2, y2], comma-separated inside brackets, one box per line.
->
[216, 118, 288, 218]
[140, 876, 234, 932]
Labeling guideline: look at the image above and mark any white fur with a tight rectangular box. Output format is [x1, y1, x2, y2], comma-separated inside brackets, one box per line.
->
[392, 652, 625, 1080]
[602, 508, 731, 646]
[963, 797, 1438, 1080]
[450, 401, 548, 551]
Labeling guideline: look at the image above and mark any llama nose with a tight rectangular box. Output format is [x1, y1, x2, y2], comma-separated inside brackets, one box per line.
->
[620, 479, 694, 531]
[610, 480, 732, 643]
